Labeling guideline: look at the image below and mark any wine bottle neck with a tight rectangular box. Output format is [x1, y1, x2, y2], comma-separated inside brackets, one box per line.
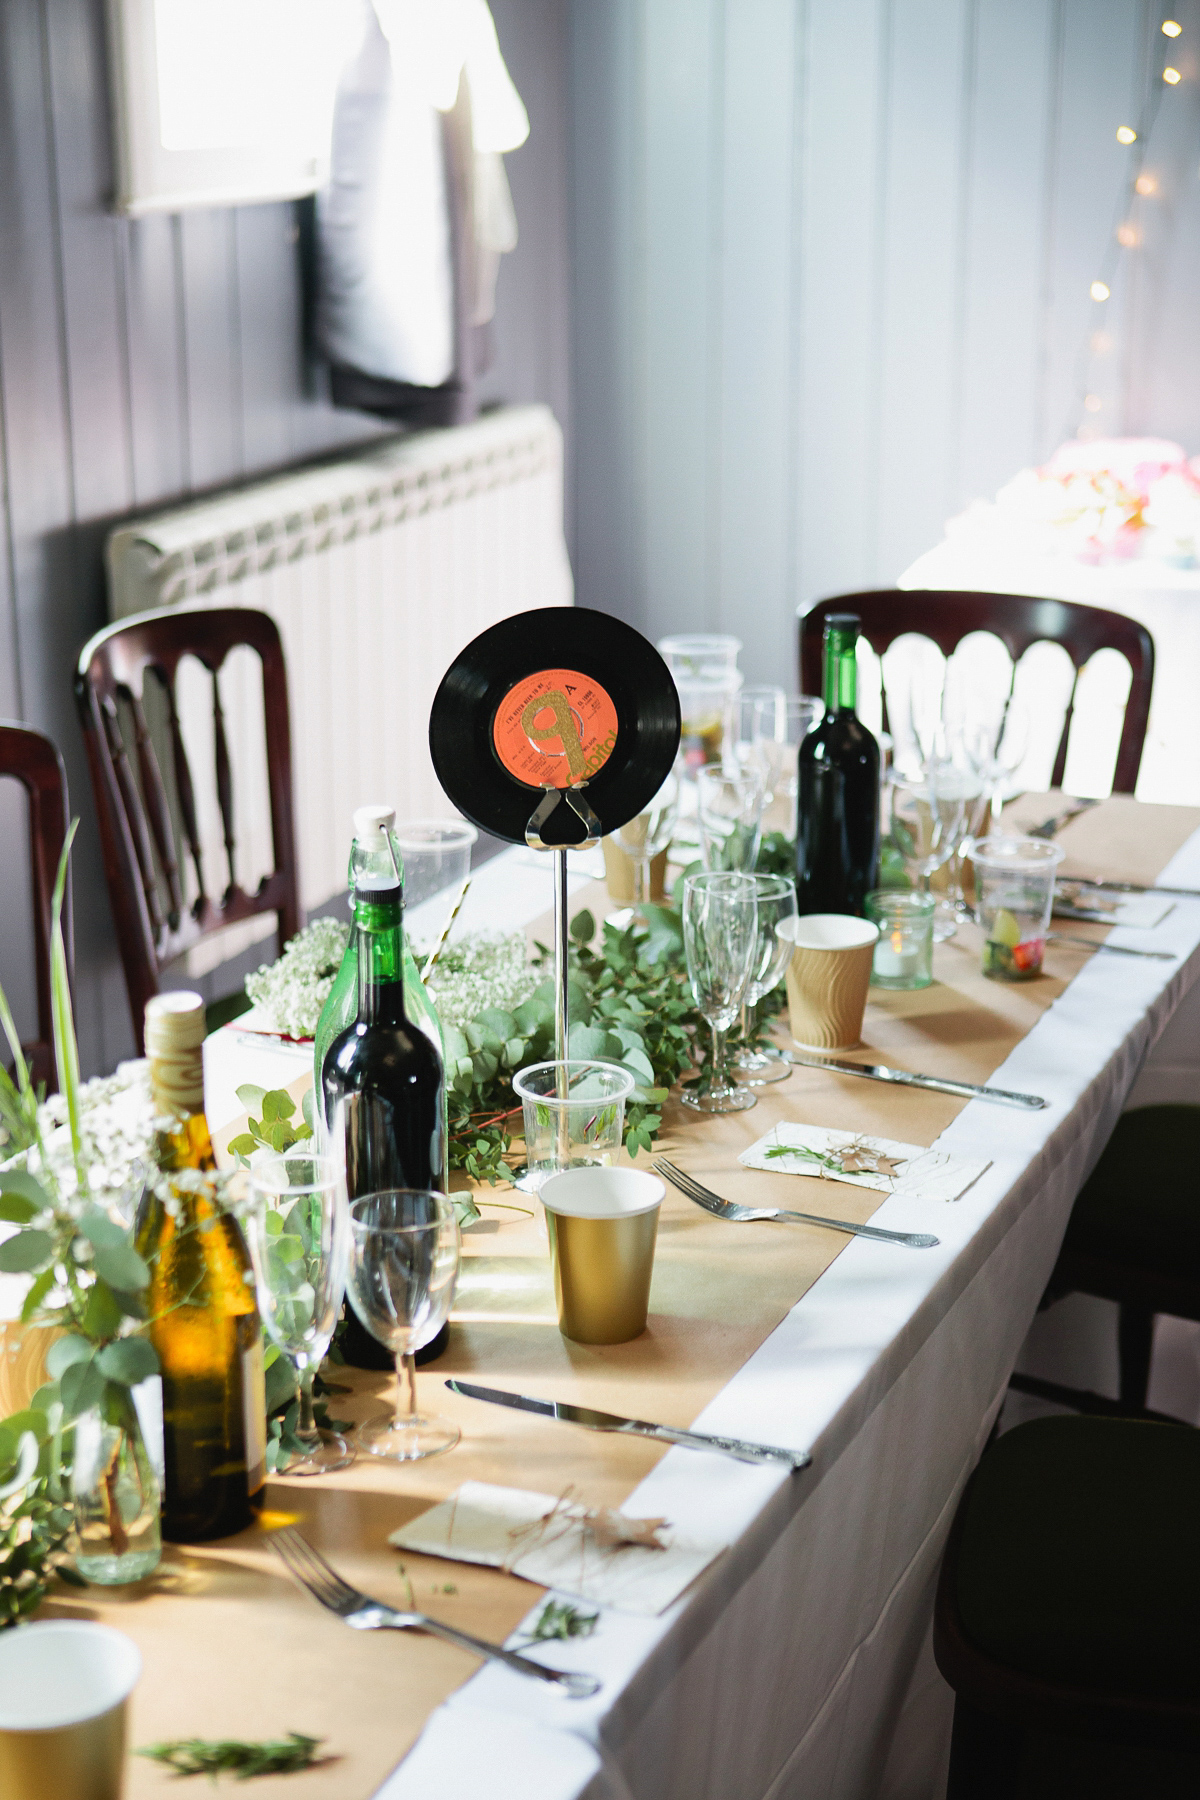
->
[823, 631, 858, 714]
[355, 886, 408, 1025]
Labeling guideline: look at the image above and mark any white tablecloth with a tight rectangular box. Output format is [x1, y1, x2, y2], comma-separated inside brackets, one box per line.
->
[900, 540, 1200, 807]
[205, 842, 1200, 1800]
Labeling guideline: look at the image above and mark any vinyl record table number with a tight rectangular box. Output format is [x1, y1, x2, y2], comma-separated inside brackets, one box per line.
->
[429, 608, 681, 1064]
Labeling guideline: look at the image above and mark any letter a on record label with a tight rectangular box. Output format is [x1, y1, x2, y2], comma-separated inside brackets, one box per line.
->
[492, 668, 620, 789]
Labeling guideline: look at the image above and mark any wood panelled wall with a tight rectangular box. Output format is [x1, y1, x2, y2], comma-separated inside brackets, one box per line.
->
[569, 0, 1200, 684]
[0, 0, 569, 1077]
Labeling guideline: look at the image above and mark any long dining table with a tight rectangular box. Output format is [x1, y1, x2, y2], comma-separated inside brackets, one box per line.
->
[50, 792, 1200, 1800]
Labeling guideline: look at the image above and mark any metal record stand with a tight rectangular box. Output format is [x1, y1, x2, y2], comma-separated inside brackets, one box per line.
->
[524, 782, 603, 1158]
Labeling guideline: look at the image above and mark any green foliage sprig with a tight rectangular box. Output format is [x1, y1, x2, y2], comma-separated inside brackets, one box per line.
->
[136, 1732, 327, 1780]
[520, 1597, 600, 1642]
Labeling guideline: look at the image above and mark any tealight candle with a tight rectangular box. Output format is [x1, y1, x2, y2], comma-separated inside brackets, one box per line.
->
[864, 890, 935, 990]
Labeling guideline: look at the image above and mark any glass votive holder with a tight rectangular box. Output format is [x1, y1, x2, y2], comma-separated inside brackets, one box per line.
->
[511, 1060, 635, 1192]
[973, 835, 1064, 981]
[865, 890, 936, 990]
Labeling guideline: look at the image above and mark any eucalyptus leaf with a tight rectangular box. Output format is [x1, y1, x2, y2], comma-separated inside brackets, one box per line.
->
[96, 1338, 160, 1386]
[235, 1084, 267, 1109]
[76, 1205, 127, 1253]
[0, 1171, 50, 1213]
[92, 1242, 151, 1293]
[45, 1334, 94, 1379]
[59, 1356, 105, 1420]
[261, 1090, 295, 1122]
[0, 1230, 53, 1274]
[19, 1268, 55, 1323]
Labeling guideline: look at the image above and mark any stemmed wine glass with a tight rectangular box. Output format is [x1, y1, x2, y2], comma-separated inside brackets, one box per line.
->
[244, 1150, 356, 1476]
[697, 765, 766, 871]
[731, 873, 798, 1086]
[754, 694, 823, 840]
[890, 772, 967, 941]
[729, 686, 787, 786]
[680, 871, 759, 1114]
[346, 1189, 460, 1461]
[613, 770, 680, 913]
[945, 676, 1031, 831]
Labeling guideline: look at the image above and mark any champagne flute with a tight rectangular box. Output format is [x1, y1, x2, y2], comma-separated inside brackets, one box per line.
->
[613, 771, 680, 912]
[946, 677, 1031, 831]
[244, 1151, 356, 1476]
[346, 1190, 460, 1461]
[680, 871, 759, 1114]
[732, 873, 798, 1085]
[697, 765, 765, 872]
[755, 694, 822, 840]
[730, 686, 786, 787]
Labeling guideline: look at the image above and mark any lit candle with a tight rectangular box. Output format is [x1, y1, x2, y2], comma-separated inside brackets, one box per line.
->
[874, 926, 920, 979]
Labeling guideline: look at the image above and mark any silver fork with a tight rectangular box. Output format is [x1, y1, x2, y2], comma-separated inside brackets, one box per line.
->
[269, 1527, 601, 1698]
[653, 1158, 939, 1249]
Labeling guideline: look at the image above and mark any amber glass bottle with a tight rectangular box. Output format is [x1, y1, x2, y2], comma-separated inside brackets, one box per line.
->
[136, 993, 266, 1542]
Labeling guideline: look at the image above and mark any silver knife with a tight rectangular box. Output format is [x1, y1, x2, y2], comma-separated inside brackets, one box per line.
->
[1060, 876, 1200, 900]
[445, 1378, 810, 1471]
[790, 1053, 1046, 1109]
[1046, 933, 1176, 962]
[1028, 798, 1100, 839]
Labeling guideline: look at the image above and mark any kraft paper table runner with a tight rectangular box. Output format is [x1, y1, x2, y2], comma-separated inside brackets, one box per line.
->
[48, 795, 1199, 1800]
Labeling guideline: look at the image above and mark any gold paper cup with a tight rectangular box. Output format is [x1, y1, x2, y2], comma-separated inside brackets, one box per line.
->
[0, 1620, 141, 1800]
[540, 1168, 664, 1344]
[778, 914, 880, 1051]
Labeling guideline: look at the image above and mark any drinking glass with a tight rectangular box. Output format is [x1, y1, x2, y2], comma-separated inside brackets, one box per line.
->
[659, 634, 744, 777]
[755, 694, 823, 839]
[890, 772, 967, 938]
[946, 681, 1031, 831]
[347, 1190, 460, 1461]
[392, 819, 477, 908]
[244, 1151, 355, 1475]
[681, 871, 759, 1114]
[730, 686, 787, 785]
[511, 1060, 634, 1192]
[697, 765, 765, 871]
[613, 771, 680, 910]
[732, 873, 798, 1086]
[923, 764, 985, 939]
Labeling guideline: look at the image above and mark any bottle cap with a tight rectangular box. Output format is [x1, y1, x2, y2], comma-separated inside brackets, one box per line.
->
[144, 991, 206, 1115]
[824, 612, 860, 634]
[353, 804, 396, 841]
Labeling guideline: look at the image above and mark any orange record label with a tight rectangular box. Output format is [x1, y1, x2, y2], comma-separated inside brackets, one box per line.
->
[492, 668, 619, 789]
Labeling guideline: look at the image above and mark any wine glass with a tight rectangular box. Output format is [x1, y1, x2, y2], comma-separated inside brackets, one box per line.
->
[732, 873, 798, 1086]
[754, 695, 823, 839]
[680, 871, 759, 1114]
[613, 771, 680, 912]
[946, 677, 1031, 831]
[729, 686, 786, 786]
[244, 1151, 356, 1476]
[890, 771, 967, 939]
[697, 765, 765, 871]
[346, 1189, 460, 1461]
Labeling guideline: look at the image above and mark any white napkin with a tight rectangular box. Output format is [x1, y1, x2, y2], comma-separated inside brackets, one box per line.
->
[738, 1123, 990, 1204]
[389, 1480, 726, 1616]
[1055, 889, 1174, 929]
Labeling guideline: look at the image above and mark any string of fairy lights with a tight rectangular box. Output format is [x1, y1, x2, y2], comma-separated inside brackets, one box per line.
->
[1065, 13, 1189, 441]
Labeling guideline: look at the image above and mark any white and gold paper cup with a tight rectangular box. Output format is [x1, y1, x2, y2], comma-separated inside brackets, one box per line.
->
[540, 1167, 664, 1344]
[0, 1620, 141, 1800]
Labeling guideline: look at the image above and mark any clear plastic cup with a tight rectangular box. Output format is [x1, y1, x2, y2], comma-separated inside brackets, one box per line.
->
[393, 819, 478, 908]
[973, 835, 1064, 980]
[512, 1060, 635, 1192]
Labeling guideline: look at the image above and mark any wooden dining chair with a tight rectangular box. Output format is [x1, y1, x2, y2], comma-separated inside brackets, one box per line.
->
[75, 605, 302, 1052]
[798, 590, 1155, 793]
[0, 723, 72, 1092]
[934, 1415, 1200, 1798]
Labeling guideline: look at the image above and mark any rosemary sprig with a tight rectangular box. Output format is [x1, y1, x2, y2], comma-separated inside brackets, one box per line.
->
[136, 1732, 327, 1780]
[520, 1597, 600, 1642]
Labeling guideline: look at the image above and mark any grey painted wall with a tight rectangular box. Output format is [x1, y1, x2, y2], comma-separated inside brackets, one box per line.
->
[0, 0, 569, 1078]
[569, 0, 1200, 685]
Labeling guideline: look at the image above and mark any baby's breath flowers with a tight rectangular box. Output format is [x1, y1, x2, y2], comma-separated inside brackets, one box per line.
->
[244, 917, 350, 1039]
[423, 933, 539, 1032]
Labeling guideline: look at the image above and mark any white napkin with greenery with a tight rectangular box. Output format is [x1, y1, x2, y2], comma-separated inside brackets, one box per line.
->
[738, 1123, 989, 1203]
[389, 1480, 725, 1615]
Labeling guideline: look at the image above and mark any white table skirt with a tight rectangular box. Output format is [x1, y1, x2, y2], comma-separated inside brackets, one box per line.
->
[206, 843, 1200, 1800]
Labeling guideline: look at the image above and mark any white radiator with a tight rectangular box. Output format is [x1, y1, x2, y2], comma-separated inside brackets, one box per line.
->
[106, 405, 572, 970]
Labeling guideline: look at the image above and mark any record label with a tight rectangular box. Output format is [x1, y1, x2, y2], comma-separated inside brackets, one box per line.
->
[492, 667, 619, 789]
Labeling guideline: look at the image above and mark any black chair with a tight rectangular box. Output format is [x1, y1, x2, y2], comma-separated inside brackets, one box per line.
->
[935, 1415, 1200, 1798]
[0, 722, 72, 1092]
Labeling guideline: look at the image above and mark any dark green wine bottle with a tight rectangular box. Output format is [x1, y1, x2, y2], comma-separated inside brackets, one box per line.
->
[796, 613, 880, 915]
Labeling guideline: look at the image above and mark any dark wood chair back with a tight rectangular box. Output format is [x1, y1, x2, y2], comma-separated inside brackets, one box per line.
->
[75, 606, 301, 1052]
[799, 589, 1155, 794]
[0, 723, 71, 1092]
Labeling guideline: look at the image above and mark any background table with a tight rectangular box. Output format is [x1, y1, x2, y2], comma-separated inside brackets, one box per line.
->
[199, 809, 1200, 1800]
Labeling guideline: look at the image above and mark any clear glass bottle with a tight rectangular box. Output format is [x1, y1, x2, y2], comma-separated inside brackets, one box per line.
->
[71, 1387, 162, 1584]
[135, 993, 266, 1543]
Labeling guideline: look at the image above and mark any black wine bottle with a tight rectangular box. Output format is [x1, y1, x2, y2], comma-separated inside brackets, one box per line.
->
[322, 833, 448, 1366]
[796, 613, 880, 915]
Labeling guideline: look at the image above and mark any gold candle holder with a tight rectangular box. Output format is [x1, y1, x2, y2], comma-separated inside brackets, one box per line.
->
[540, 1168, 664, 1344]
[0, 1621, 141, 1800]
